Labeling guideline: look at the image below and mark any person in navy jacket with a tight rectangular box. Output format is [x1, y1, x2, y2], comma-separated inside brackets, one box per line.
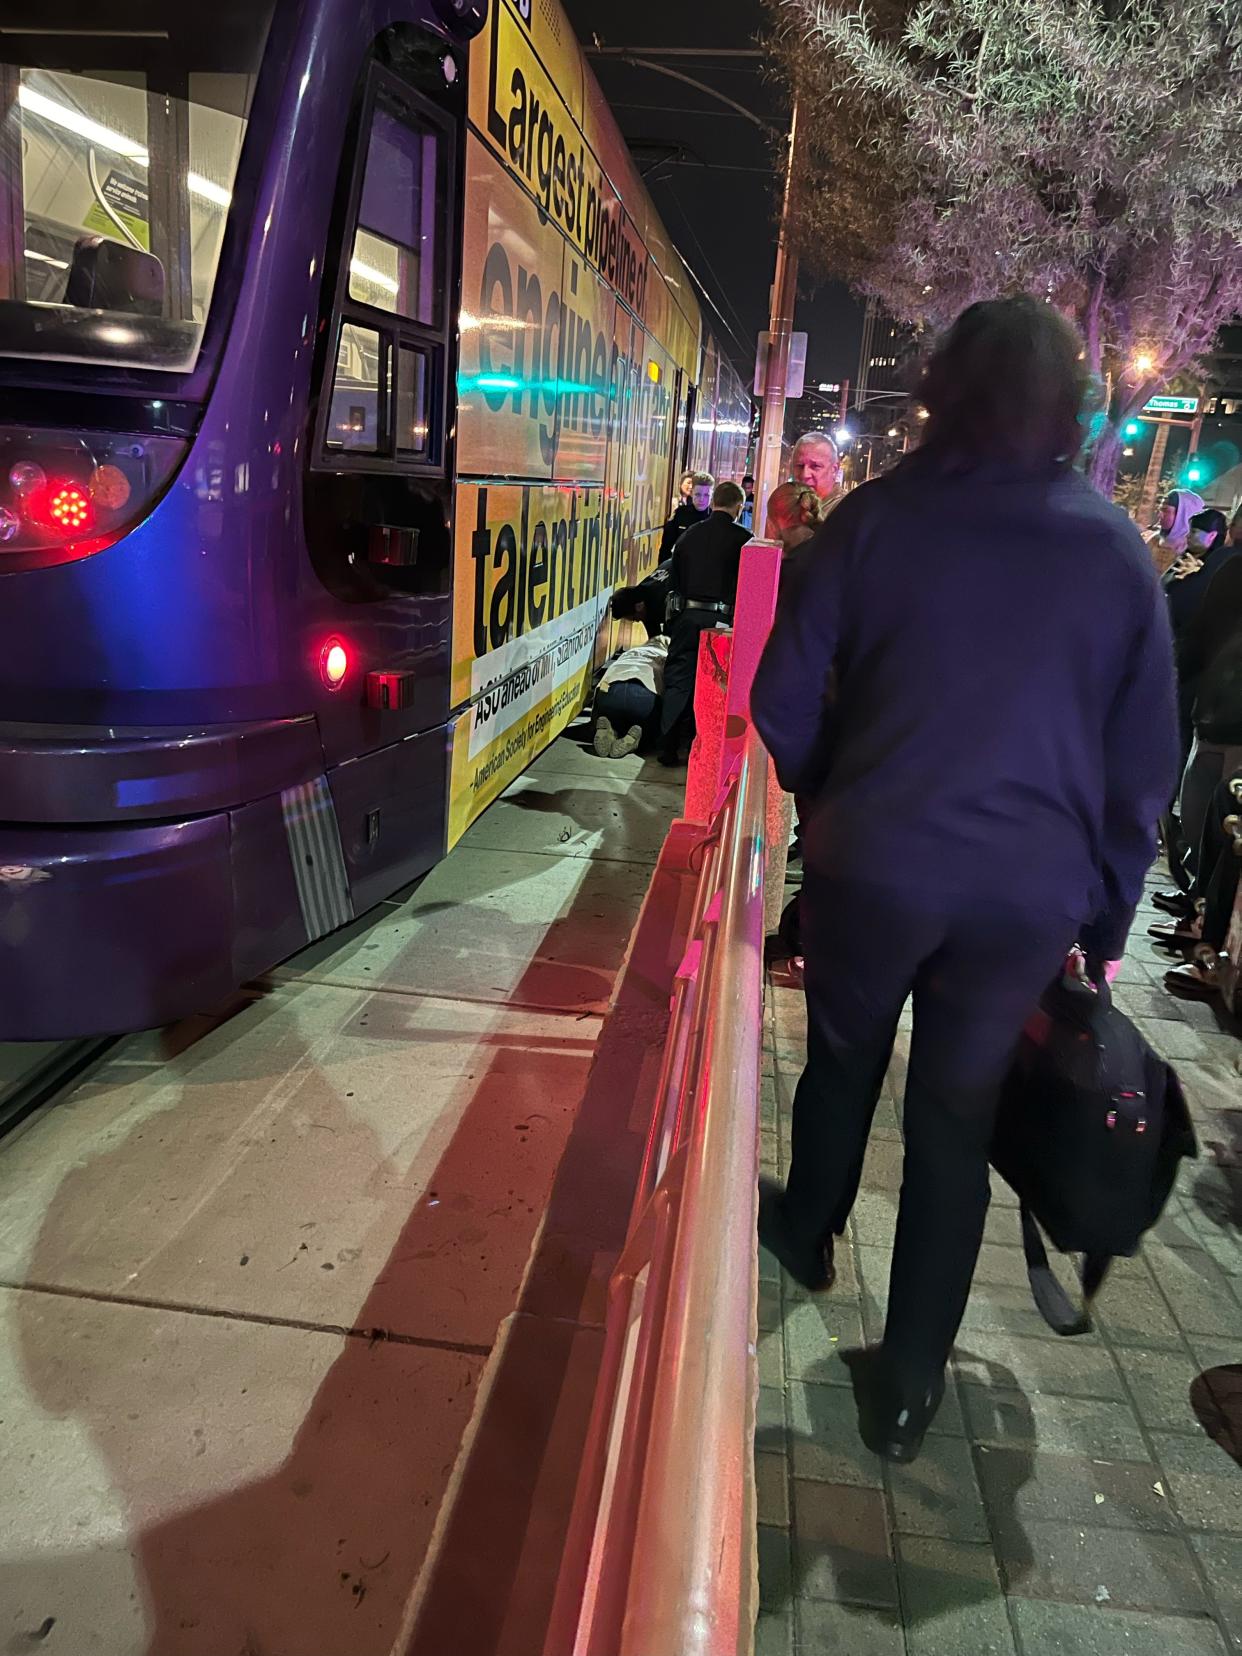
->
[752, 297, 1178, 1462]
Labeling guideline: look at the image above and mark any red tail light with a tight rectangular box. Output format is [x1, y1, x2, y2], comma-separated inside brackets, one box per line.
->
[0, 427, 186, 572]
[48, 484, 93, 531]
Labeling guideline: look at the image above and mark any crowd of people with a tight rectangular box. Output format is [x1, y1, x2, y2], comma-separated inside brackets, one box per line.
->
[590, 433, 843, 764]
[593, 395, 1242, 1023]
[1149, 494, 1242, 1002]
[589, 295, 1241, 1468]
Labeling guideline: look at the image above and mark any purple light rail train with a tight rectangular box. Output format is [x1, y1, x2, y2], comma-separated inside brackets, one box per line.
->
[0, 0, 751, 1039]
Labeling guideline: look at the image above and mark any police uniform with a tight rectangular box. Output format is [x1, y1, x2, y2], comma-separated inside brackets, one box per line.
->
[658, 510, 751, 757]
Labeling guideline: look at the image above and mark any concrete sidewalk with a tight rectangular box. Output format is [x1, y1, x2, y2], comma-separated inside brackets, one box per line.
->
[0, 731, 684, 1656]
[757, 871, 1242, 1656]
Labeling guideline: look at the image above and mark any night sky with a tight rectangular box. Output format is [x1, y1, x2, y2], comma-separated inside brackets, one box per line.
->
[560, 0, 864, 388]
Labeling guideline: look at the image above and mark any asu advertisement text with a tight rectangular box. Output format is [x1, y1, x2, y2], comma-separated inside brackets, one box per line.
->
[447, 482, 622, 845]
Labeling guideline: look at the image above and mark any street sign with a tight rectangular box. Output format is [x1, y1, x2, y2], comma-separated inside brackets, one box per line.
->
[1143, 395, 1199, 414]
[754, 331, 807, 399]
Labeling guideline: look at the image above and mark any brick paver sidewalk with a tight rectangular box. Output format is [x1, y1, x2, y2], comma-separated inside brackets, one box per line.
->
[757, 871, 1242, 1656]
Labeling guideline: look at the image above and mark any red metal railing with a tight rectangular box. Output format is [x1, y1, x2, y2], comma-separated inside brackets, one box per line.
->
[544, 542, 782, 1656]
[544, 723, 768, 1656]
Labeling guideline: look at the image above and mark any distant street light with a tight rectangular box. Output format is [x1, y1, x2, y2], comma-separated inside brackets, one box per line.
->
[887, 427, 899, 438]
[835, 424, 853, 445]
[1132, 352, 1155, 376]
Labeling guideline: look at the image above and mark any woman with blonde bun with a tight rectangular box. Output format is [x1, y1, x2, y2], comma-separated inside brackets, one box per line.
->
[765, 481, 824, 556]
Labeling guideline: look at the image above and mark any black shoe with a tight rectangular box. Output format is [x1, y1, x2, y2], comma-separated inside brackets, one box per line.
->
[844, 1348, 946, 1464]
[1149, 915, 1203, 952]
[757, 1178, 835, 1293]
[1152, 889, 1195, 917]
[657, 748, 683, 768]
[1165, 952, 1227, 1000]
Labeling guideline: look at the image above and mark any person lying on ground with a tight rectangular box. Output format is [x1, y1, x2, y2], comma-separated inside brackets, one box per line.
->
[592, 633, 669, 759]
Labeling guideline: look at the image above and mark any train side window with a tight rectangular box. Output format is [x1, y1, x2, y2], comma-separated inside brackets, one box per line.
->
[395, 345, 430, 456]
[305, 37, 461, 602]
[325, 322, 385, 453]
[315, 68, 453, 476]
[348, 105, 444, 329]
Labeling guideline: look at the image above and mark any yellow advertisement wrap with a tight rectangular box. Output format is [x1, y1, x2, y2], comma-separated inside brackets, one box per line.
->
[469, 0, 650, 327]
[457, 135, 567, 482]
[448, 481, 613, 845]
[448, 0, 730, 847]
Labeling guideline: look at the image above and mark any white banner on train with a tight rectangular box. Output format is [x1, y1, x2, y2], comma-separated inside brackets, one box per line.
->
[467, 591, 608, 758]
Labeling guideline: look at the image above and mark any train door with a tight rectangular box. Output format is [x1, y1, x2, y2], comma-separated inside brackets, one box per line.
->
[304, 29, 465, 749]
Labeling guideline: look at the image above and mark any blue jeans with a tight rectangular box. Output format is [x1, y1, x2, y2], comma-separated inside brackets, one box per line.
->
[595, 679, 658, 732]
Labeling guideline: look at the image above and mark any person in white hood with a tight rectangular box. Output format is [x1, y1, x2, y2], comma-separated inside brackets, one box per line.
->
[1147, 489, 1204, 576]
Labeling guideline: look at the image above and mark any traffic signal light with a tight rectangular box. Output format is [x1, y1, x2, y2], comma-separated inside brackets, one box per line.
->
[1185, 457, 1208, 486]
[1123, 420, 1142, 439]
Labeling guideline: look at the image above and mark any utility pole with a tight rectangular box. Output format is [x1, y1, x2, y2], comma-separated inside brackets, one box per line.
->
[752, 99, 803, 535]
[1189, 385, 1206, 459]
[1136, 386, 1204, 525]
[1139, 423, 1170, 528]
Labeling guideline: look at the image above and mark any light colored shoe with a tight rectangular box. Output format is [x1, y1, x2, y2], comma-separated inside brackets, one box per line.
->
[593, 717, 616, 757]
[611, 723, 644, 758]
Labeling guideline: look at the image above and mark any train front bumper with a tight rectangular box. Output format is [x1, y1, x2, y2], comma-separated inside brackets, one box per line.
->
[0, 815, 237, 1039]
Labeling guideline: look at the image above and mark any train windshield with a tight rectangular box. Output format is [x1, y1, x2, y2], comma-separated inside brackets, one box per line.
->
[0, 4, 275, 374]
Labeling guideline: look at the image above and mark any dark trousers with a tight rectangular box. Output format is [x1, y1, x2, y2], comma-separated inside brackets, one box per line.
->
[776, 795, 813, 955]
[1180, 738, 1242, 886]
[660, 611, 725, 750]
[1191, 775, 1242, 949]
[595, 679, 658, 732]
[783, 873, 1075, 1384]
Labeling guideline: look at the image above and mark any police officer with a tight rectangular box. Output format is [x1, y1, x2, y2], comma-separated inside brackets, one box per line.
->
[658, 471, 714, 560]
[658, 480, 751, 765]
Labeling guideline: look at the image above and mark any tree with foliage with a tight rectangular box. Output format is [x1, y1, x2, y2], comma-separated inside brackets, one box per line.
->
[768, 0, 1242, 495]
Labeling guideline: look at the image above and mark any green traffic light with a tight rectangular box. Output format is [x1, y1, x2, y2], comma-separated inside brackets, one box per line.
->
[1186, 462, 1206, 485]
[1123, 421, 1141, 438]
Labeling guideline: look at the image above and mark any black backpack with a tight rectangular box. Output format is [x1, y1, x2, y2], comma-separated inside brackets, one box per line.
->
[992, 970, 1198, 1336]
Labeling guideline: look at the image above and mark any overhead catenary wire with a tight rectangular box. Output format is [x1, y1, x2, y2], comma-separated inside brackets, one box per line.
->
[662, 178, 755, 373]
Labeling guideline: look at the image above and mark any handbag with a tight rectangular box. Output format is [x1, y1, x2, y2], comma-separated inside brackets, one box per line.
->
[992, 968, 1198, 1335]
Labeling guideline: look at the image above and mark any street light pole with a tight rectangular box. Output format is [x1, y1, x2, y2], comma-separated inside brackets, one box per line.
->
[752, 99, 803, 536]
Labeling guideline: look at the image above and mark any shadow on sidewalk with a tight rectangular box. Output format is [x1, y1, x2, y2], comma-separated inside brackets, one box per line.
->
[1190, 1113, 1242, 1238]
[756, 1347, 1034, 1633]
